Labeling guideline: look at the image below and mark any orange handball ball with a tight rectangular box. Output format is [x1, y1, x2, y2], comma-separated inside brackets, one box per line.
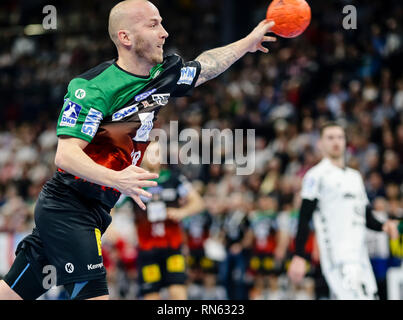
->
[266, 0, 311, 38]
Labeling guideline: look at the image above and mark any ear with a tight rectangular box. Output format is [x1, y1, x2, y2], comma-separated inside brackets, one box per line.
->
[117, 30, 132, 47]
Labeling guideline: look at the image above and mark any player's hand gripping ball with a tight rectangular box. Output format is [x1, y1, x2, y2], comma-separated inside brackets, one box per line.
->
[266, 0, 311, 38]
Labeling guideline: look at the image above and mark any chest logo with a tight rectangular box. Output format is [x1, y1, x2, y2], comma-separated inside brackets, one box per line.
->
[112, 104, 139, 121]
[134, 88, 157, 102]
[133, 111, 155, 142]
[151, 93, 170, 106]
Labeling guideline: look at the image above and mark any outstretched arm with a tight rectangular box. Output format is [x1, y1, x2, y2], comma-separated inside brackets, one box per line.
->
[195, 20, 276, 87]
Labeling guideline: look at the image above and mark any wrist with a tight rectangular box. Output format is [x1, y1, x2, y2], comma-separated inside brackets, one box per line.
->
[108, 169, 120, 189]
[240, 36, 253, 54]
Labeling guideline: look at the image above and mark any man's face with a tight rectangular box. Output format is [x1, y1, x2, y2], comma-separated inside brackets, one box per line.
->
[320, 126, 346, 159]
[130, 2, 169, 65]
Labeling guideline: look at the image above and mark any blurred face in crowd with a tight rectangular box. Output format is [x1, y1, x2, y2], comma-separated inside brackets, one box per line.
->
[258, 195, 278, 211]
[109, 0, 169, 66]
[319, 125, 346, 160]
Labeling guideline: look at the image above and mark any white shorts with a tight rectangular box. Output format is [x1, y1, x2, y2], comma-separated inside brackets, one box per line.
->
[323, 262, 378, 300]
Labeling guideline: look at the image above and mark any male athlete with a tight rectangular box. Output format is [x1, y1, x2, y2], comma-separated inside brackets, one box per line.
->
[288, 122, 399, 299]
[0, 0, 276, 300]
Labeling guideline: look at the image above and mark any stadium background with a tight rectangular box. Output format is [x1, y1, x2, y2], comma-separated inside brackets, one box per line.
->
[0, 0, 402, 299]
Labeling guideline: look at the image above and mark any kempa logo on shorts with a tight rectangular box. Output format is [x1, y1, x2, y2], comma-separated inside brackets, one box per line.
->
[65, 263, 74, 273]
[87, 262, 103, 271]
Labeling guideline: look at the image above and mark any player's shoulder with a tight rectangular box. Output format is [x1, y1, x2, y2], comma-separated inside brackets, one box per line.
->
[159, 53, 185, 75]
[67, 60, 115, 97]
[75, 59, 115, 81]
[304, 159, 328, 178]
[163, 53, 183, 65]
[345, 166, 364, 180]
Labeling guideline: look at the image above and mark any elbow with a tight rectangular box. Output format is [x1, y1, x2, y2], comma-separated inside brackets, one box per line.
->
[54, 152, 62, 169]
[54, 149, 65, 169]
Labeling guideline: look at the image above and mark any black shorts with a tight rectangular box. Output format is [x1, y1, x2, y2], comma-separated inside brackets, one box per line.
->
[188, 248, 217, 273]
[137, 247, 187, 296]
[249, 253, 279, 275]
[11, 178, 112, 289]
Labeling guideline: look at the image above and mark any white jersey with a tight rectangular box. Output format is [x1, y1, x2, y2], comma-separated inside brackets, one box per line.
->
[301, 158, 378, 299]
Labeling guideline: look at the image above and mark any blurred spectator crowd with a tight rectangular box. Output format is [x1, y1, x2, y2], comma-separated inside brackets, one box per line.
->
[0, 0, 403, 299]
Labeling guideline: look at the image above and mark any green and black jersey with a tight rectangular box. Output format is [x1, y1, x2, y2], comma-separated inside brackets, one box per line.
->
[52, 54, 201, 209]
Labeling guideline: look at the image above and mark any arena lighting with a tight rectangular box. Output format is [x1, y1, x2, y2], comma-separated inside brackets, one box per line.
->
[24, 24, 45, 36]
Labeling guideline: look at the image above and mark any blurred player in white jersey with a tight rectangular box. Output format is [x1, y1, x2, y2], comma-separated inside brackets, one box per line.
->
[288, 122, 399, 300]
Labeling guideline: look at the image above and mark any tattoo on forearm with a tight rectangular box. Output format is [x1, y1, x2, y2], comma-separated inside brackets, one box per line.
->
[195, 43, 242, 86]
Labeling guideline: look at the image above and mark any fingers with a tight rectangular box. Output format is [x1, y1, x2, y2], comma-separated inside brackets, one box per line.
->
[259, 19, 275, 29]
[132, 187, 152, 198]
[138, 180, 158, 188]
[131, 194, 146, 210]
[258, 44, 269, 53]
[262, 35, 277, 42]
[136, 172, 159, 181]
[261, 19, 275, 32]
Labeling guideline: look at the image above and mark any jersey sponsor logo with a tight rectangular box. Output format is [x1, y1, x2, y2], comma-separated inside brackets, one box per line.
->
[134, 88, 157, 102]
[60, 100, 82, 127]
[131, 150, 142, 166]
[87, 262, 103, 271]
[152, 93, 170, 106]
[75, 88, 86, 99]
[81, 108, 103, 138]
[177, 66, 196, 85]
[140, 100, 153, 108]
[133, 111, 155, 142]
[343, 193, 356, 199]
[65, 263, 74, 273]
[112, 104, 139, 121]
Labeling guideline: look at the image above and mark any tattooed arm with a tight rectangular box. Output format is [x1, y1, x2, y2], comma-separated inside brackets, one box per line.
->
[195, 20, 276, 87]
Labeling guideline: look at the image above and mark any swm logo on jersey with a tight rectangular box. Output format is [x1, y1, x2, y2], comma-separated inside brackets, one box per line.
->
[177, 67, 196, 85]
[82, 108, 103, 138]
[133, 112, 155, 142]
[60, 100, 82, 127]
[152, 93, 170, 106]
[112, 104, 139, 121]
[134, 88, 156, 102]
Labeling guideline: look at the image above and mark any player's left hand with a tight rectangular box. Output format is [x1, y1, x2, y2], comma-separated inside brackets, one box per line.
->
[383, 219, 399, 239]
[167, 208, 186, 222]
[245, 20, 277, 53]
